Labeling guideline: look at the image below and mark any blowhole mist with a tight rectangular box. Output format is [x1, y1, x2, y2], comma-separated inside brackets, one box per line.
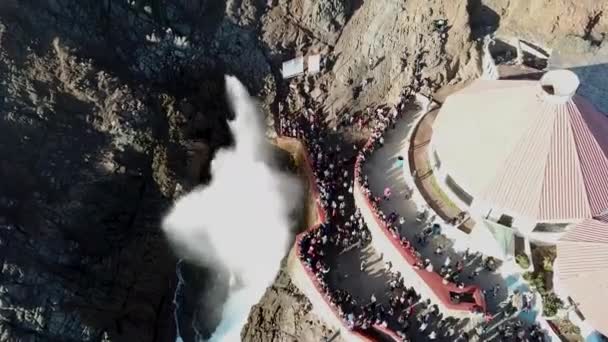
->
[162, 76, 301, 341]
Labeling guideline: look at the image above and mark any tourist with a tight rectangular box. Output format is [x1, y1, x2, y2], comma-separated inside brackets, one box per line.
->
[455, 260, 464, 273]
[434, 245, 443, 255]
[395, 155, 405, 168]
[433, 19, 447, 32]
[404, 188, 412, 200]
[444, 255, 451, 266]
[462, 247, 470, 261]
[493, 284, 501, 297]
[484, 257, 496, 271]
[384, 187, 392, 200]
[386, 261, 393, 271]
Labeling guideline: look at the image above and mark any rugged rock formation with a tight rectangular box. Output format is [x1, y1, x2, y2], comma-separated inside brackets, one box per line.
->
[322, 0, 480, 115]
[0, 1, 259, 340]
[241, 267, 343, 342]
[0, 32, 178, 341]
[472, 0, 608, 49]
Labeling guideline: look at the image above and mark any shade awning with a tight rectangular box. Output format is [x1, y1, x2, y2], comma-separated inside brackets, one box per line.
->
[467, 219, 515, 260]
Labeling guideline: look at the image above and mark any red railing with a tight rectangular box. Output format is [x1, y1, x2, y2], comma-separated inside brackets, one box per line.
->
[282, 137, 398, 341]
[354, 138, 487, 314]
[373, 324, 403, 341]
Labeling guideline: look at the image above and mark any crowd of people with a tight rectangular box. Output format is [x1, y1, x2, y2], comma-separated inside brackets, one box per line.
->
[283, 94, 474, 340]
[346, 100, 546, 341]
[352, 96, 480, 301]
[479, 318, 547, 342]
[283, 94, 447, 340]
[279, 78, 545, 340]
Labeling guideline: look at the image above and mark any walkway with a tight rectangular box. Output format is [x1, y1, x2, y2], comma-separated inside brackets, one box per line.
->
[317, 136, 456, 341]
[361, 106, 512, 314]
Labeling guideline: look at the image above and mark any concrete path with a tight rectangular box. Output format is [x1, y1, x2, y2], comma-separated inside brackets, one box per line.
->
[361, 108, 513, 314]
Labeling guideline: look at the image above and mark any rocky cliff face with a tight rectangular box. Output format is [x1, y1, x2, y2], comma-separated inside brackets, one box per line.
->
[475, 0, 608, 49]
[0, 1, 269, 340]
[0, 0, 606, 341]
[322, 0, 480, 115]
[241, 266, 344, 342]
[0, 31, 178, 342]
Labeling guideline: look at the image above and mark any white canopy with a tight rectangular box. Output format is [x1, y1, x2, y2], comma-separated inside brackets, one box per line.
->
[281, 57, 304, 79]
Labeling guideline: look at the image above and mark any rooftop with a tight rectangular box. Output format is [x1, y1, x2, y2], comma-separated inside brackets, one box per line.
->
[432, 70, 608, 222]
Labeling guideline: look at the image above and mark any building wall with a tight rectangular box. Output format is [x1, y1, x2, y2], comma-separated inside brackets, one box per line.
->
[429, 142, 570, 244]
[427, 143, 474, 213]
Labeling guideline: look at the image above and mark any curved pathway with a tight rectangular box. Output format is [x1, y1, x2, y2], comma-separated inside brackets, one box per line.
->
[283, 136, 398, 341]
[361, 107, 509, 311]
[281, 95, 547, 341]
[359, 100, 546, 338]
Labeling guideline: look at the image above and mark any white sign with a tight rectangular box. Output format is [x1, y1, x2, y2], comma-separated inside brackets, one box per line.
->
[282, 57, 304, 79]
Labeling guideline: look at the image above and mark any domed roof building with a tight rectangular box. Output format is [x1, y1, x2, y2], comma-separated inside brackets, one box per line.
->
[429, 70, 608, 242]
[555, 219, 608, 338]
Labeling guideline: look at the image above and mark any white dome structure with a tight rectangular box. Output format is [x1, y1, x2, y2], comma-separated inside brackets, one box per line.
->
[430, 70, 608, 231]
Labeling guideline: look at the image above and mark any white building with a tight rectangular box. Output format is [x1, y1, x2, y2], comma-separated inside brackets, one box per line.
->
[428, 69, 608, 245]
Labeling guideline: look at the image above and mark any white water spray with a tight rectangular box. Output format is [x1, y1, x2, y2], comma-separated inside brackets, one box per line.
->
[173, 259, 185, 342]
[163, 76, 301, 341]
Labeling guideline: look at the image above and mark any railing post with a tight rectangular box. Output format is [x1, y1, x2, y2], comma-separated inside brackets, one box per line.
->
[323, 330, 341, 342]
